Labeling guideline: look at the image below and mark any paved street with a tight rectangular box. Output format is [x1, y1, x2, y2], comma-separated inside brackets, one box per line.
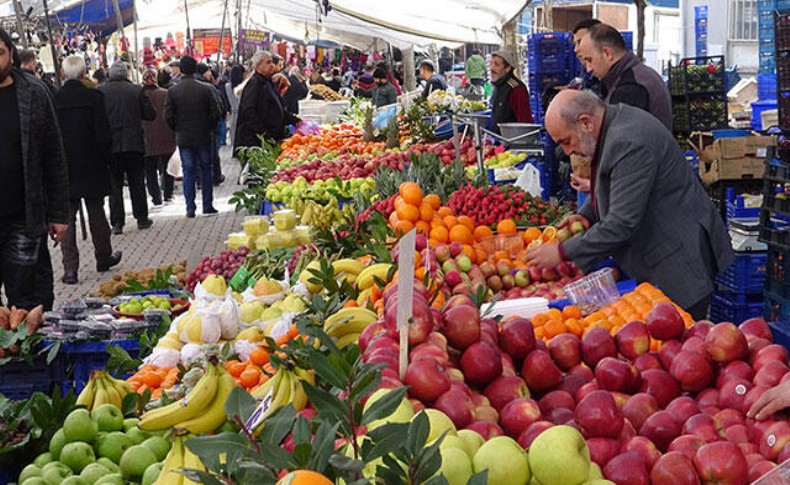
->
[50, 147, 247, 307]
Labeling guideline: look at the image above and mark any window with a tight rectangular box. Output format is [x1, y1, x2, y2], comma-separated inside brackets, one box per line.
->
[730, 0, 758, 40]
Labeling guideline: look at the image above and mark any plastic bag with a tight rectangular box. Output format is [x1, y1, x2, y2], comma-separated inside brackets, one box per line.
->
[167, 150, 182, 178]
[234, 340, 259, 363]
[293, 120, 321, 136]
[215, 296, 240, 340]
[373, 105, 398, 130]
[143, 347, 180, 368]
[193, 280, 230, 302]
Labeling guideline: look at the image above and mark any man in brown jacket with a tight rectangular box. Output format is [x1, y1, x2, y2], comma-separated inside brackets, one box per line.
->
[142, 69, 176, 206]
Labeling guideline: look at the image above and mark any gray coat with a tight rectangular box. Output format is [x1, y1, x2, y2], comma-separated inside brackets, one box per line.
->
[98, 74, 156, 154]
[562, 104, 734, 308]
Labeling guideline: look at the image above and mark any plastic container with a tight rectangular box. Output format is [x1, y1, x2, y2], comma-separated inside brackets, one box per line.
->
[710, 291, 765, 324]
[227, 232, 254, 250]
[562, 268, 620, 314]
[758, 73, 778, 100]
[243, 216, 270, 236]
[57, 340, 139, 394]
[278, 230, 300, 248]
[752, 99, 779, 130]
[294, 225, 314, 243]
[715, 251, 767, 292]
[476, 234, 524, 261]
[0, 356, 63, 400]
[271, 209, 298, 231]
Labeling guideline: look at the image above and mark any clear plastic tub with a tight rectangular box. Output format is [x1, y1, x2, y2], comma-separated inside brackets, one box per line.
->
[562, 268, 619, 314]
[271, 210, 298, 231]
[476, 234, 524, 260]
[243, 216, 270, 236]
[753, 458, 790, 484]
[295, 225, 314, 244]
[279, 230, 300, 248]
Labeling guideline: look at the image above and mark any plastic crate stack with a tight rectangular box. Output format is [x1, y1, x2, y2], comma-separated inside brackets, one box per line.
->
[669, 56, 728, 136]
[776, 11, 790, 131]
[527, 32, 574, 124]
[695, 6, 708, 57]
[0, 356, 66, 400]
[760, 153, 790, 321]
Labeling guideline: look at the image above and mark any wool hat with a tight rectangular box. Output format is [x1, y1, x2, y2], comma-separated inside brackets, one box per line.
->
[491, 49, 518, 68]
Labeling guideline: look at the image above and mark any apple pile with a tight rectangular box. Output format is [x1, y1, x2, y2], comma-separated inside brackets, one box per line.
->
[361, 281, 790, 484]
[407, 139, 496, 166]
[270, 153, 408, 184]
[446, 184, 565, 227]
[184, 247, 249, 292]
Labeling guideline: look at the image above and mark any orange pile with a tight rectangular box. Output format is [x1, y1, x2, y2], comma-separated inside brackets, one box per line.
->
[227, 325, 302, 391]
[278, 125, 386, 161]
[529, 283, 695, 347]
[127, 365, 179, 400]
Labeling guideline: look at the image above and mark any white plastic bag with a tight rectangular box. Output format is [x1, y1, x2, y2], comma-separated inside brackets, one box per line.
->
[193, 280, 231, 302]
[216, 296, 240, 340]
[167, 149, 182, 178]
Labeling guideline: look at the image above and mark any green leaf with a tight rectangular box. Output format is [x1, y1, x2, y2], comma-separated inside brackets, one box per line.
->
[414, 438, 443, 483]
[104, 344, 141, 376]
[308, 420, 340, 473]
[176, 469, 225, 485]
[309, 352, 349, 390]
[328, 453, 365, 474]
[292, 415, 312, 446]
[301, 382, 349, 430]
[44, 341, 61, 365]
[348, 365, 381, 404]
[364, 422, 410, 462]
[407, 411, 430, 455]
[293, 442, 312, 467]
[424, 475, 449, 485]
[259, 404, 297, 447]
[225, 386, 258, 424]
[468, 470, 489, 485]
[122, 392, 139, 417]
[360, 386, 408, 426]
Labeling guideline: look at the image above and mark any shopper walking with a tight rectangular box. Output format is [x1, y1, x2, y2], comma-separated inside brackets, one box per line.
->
[197, 63, 227, 185]
[0, 29, 69, 309]
[225, 64, 244, 148]
[142, 69, 176, 206]
[54, 56, 122, 285]
[164, 55, 221, 218]
[98, 61, 156, 234]
[465, 49, 487, 87]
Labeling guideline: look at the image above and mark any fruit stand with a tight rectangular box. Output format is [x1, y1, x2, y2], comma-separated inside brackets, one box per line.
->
[3, 92, 790, 485]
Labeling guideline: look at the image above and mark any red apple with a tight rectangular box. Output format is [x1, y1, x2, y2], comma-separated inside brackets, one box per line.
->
[409, 343, 449, 365]
[575, 390, 624, 439]
[404, 358, 451, 404]
[516, 420, 553, 450]
[575, 381, 600, 403]
[620, 419, 638, 444]
[697, 388, 719, 409]
[693, 441, 748, 485]
[682, 336, 706, 353]
[358, 322, 387, 351]
[548, 333, 582, 371]
[459, 341, 502, 388]
[483, 375, 529, 411]
[559, 365, 594, 396]
[716, 361, 755, 388]
[752, 344, 790, 372]
[616, 321, 651, 359]
[622, 436, 661, 471]
[499, 397, 542, 438]
[715, 408, 745, 428]
[753, 360, 789, 388]
[634, 353, 662, 372]
[749, 461, 776, 483]
[443, 294, 477, 311]
[724, 424, 750, 444]
[670, 350, 714, 392]
[650, 451, 701, 485]
[705, 322, 748, 363]
[595, 357, 642, 394]
[743, 385, 770, 416]
[500, 353, 517, 377]
[581, 327, 617, 368]
[441, 304, 481, 351]
[499, 317, 536, 360]
[521, 350, 563, 393]
[464, 420, 503, 440]
[538, 390, 575, 416]
[758, 421, 790, 460]
[745, 452, 765, 468]
[739, 317, 772, 342]
[603, 452, 649, 485]
[640, 410, 682, 452]
[473, 405, 500, 423]
[658, 340, 683, 371]
[548, 407, 575, 425]
[669, 435, 706, 460]
[622, 393, 660, 433]
[682, 413, 724, 443]
[685, 321, 714, 341]
[666, 396, 701, 424]
[640, 368, 682, 409]
[470, 393, 490, 408]
[646, 303, 685, 341]
[718, 379, 753, 413]
[778, 442, 790, 463]
[750, 419, 778, 445]
[587, 437, 622, 467]
[433, 389, 475, 429]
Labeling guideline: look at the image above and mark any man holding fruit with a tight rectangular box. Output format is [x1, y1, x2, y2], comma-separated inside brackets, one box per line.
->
[525, 90, 732, 320]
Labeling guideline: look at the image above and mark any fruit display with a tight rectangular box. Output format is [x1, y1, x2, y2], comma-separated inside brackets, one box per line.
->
[270, 153, 407, 183]
[76, 371, 137, 411]
[446, 183, 565, 227]
[308, 83, 346, 101]
[485, 150, 528, 169]
[93, 262, 187, 299]
[114, 296, 187, 318]
[408, 138, 497, 166]
[278, 125, 384, 161]
[184, 248, 249, 293]
[264, 177, 375, 204]
[286, 195, 356, 230]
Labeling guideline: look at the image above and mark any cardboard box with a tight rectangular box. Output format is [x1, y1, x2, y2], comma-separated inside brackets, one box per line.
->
[696, 134, 775, 185]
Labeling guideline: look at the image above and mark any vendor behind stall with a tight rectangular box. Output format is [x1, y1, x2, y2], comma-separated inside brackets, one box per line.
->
[489, 50, 533, 134]
[353, 68, 397, 107]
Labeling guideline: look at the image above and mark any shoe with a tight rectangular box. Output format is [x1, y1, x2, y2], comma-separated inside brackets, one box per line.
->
[203, 207, 218, 216]
[213, 175, 226, 186]
[61, 272, 78, 285]
[150, 203, 164, 211]
[97, 251, 123, 272]
[186, 211, 196, 218]
[137, 219, 154, 230]
[111, 225, 123, 235]
[164, 197, 174, 204]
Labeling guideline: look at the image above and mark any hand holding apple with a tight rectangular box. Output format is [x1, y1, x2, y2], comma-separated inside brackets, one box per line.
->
[747, 380, 790, 421]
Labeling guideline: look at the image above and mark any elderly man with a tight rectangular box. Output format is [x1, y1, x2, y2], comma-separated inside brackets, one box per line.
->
[576, 23, 671, 130]
[234, 50, 298, 152]
[419, 60, 447, 98]
[489, 50, 533, 134]
[525, 90, 733, 320]
[54, 56, 122, 284]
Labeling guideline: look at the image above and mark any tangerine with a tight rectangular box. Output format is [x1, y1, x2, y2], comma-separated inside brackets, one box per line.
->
[226, 360, 246, 378]
[562, 305, 582, 319]
[388, 211, 400, 227]
[474, 225, 494, 242]
[393, 220, 414, 235]
[142, 372, 163, 388]
[430, 226, 449, 243]
[276, 470, 334, 485]
[437, 207, 454, 217]
[424, 194, 441, 210]
[523, 226, 542, 243]
[393, 196, 406, 210]
[442, 215, 459, 229]
[240, 367, 261, 388]
[415, 221, 431, 234]
[250, 347, 269, 366]
[544, 320, 566, 338]
[457, 215, 475, 232]
[497, 219, 517, 235]
[399, 182, 423, 206]
[396, 204, 420, 223]
[449, 225, 474, 245]
[419, 202, 434, 222]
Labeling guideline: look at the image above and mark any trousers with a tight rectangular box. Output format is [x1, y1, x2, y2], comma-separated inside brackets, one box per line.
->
[61, 198, 113, 274]
[109, 152, 148, 227]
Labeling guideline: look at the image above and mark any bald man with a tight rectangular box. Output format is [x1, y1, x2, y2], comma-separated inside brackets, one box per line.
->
[525, 91, 733, 320]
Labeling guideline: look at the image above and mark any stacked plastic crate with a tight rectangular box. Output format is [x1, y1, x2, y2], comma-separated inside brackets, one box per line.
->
[695, 6, 708, 57]
[669, 56, 729, 136]
[527, 32, 573, 124]
[760, 148, 790, 321]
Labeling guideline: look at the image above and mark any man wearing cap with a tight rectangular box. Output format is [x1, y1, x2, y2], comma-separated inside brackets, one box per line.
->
[419, 60, 447, 98]
[353, 67, 397, 107]
[169, 60, 182, 85]
[490, 50, 533, 134]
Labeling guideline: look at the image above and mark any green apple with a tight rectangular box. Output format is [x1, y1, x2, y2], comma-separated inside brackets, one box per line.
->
[141, 436, 170, 461]
[584, 481, 614, 485]
[96, 458, 119, 473]
[60, 441, 96, 473]
[21, 478, 48, 485]
[94, 473, 124, 485]
[80, 463, 111, 485]
[61, 476, 88, 485]
[123, 418, 139, 432]
[141, 462, 162, 485]
[34, 452, 53, 468]
[456, 429, 485, 460]
[126, 426, 154, 445]
[18, 464, 42, 483]
[49, 429, 68, 460]
[473, 436, 531, 485]
[42, 462, 72, 485]
[364, 388, 414, 430]
[92, 404, 125, 432]
[63, 409, 98, 443]
[439, 435, 465, 451]
[588, 463, 603, 481]
[97, 431, 133, 464]
[423, 409, 457, 444]
[119, 444, 158, 482]
[438, 446, 473, 485]
[528, 425, 591, 485]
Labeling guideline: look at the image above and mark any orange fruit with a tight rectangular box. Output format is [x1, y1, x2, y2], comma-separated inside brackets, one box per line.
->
[393, 196, 406, 210]
[457, 215, 475, 232]
[541, 226, 558, 243]
[399, 182, 423, 206]
[546, 308, 563, 321]
[430, 225, 449, 243]
[523, 226, 542, 243]
[388, 211, 400, 227]
[424, 194, 441, 210]
[142, 372, 163, 388]
[419, 202, 434, 222]
[562, 305, 582, 319]
[442, 215, 459, 230]
[475, 248, 488, 264]
[437, 207, 454, 217]
[240, 367, 262, 388]
[474, 225, 494, 242]
[250, 347, 269, 366]
[393, 220, 414, 235]
[396, 204, 420, 223]
[449, 225, 473, 245]
[430, 218, 446, 230]
[415, 220, 431, 234]
[462, 244, 476, 261]
[493, 250, 509, 263]
[532, 314, 549, 327]
[497, 219, 517, 235]
[226, 360, 246, 378]
[544, 320, 566, 338]
[276, 470, 334, 485]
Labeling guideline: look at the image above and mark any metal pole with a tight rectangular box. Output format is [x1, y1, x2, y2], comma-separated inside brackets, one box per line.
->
[184, 0, 192, 55]
[41, 0, 61, 87]
[12, 0, 28, 49]
[217, 0, 229, 64]
[132, 0, 139, 82]
[110, 0, 126, 57]
[236, 0, 243, 60]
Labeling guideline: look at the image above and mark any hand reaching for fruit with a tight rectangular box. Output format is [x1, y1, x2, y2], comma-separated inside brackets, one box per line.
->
[570, 174, 591, 193]
[747, 380, 790, 421]
[524, 243, 563, 269]
[558, 213, 591, 233]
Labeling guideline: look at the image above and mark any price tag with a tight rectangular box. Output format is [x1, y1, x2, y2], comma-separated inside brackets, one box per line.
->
[397, 230, 416, 381]
[515, 163, 543, 198]
[246, 387, 274, 431]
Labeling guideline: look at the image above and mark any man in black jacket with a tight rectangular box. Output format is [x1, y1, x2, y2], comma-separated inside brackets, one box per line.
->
[234, 50, 298, 152]
[419, 60, 447, 98]
[98, 61, 156, 234]
[0, 29, 69, 309]
[165, 56, 222, 218]
[55, 56, 122, 285]
[196, 63, 227, 186]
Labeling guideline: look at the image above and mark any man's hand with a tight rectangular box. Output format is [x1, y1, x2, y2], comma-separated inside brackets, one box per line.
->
[748, 380, 790, 421]
[570, 174, 591, 192]
[524, 244, 562, 269]
[48, 223, 68, 247]
[558, 213, 591, 231]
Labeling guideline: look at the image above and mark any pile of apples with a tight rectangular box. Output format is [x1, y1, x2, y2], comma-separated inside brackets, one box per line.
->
[408, 139, 496, 166]
[270, 153, 408, 184]
[359, 280, 790, 484]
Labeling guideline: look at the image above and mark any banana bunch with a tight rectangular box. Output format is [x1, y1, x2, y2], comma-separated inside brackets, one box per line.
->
[324, 307, 378, 347]
[332, 258, 365, 287]
[139, 362, 233, 434]
[249, 367, 314, 431]
[355, 263, 395, 304]
[157, 433, 206, 485]
[289, 196, 351, 230]
[76, 370, 135, 411]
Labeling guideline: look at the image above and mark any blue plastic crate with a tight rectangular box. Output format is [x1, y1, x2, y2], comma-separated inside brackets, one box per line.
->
[0, 357, 62, 401]
[726, 195, 762, 220]
[527, 32, 571, 57]
[259, 199, 286, 216]
[715, 251, 767, 292]
[527, 55, 567, 74]
[761, 26, 777, 40]
[710, 291, 766, 324]
[752, 99, 779, 130]
[759, 73, 778, 100]
[759, 0, 776, 10]
[621, 31, 633, 52]
[58, 340, 139, 394]
[766, 290, 790, 321]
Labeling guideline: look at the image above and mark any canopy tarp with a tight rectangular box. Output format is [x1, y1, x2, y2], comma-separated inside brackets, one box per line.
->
[1, 0, 133, 37]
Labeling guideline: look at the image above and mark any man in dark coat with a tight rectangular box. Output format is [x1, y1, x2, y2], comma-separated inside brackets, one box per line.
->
[142, 69, 176, 206]
[525, 91, 734, 319]
[164, 55, 221, 218]
[0, 29, 69, 309]
[54, 56, 122, 285]
[489, 50, 533, 134]
[419, 60, 447, 98]
[234, 50, 299, 152]
[98, 61, 156, 234]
